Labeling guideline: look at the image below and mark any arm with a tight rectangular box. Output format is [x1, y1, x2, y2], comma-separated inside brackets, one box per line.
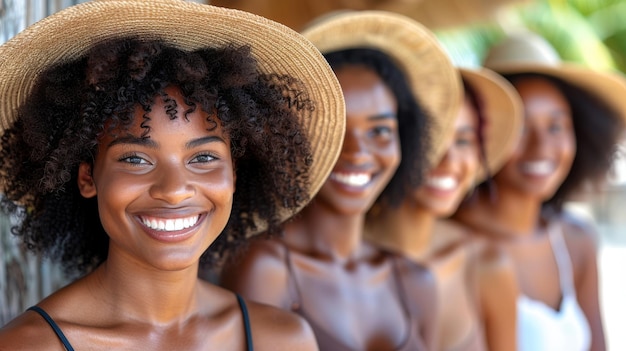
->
[562, 218, 606, 351]
[476, 243, 518, 351]
[219, 238, 292, 310]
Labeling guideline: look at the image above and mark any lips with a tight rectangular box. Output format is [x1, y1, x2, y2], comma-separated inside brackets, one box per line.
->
[425, 175, 458, 191]
[521, 160, 555, 176]
[329, 172, 371, 187]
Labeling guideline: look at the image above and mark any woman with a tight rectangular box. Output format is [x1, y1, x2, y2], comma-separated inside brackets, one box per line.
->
[454, 32, 626, 351]
[365, 67, 523, 350]
[0, 1, 346, 350]
[220, 11, 462, 351]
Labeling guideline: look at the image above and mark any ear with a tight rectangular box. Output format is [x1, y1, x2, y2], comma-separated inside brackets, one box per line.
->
[77, 162, 97, 198]
[230, 159, 236, 192]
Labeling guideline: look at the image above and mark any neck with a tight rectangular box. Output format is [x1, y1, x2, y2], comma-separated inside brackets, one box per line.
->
[284, 200, 365, 262]
[365, 201, 435, 262]
[459, 186, 543, 238]
[90, 250, 201, 324]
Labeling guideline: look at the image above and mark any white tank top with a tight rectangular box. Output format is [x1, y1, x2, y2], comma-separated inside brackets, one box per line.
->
[517, 222, 591, 351]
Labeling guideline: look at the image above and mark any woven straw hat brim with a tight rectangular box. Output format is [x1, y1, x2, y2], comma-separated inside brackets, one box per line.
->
[485, 62, 626, 124]
[459, 68, 523, 182]
[0, 0, 346, 237]
[301, 11, 462, 166]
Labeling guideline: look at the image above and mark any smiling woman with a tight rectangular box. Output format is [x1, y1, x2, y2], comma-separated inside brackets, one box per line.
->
[220, 11, 462, 351]
[454, 32, 626, 351]
[0, 1, 345, 350]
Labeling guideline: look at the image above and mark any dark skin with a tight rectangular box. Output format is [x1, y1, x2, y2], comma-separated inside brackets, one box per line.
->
[221, 65, 438, 350]
[0, 87, 317, 351]
[454, 77, 605, 351]
[366, 96, 518, 351]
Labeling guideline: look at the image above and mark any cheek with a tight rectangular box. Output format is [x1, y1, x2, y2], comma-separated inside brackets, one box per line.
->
[382, 137, 402, 169]
[200, 167, 236, 206]
[461, 156, 480, 188]
[562, 135, 577, 163]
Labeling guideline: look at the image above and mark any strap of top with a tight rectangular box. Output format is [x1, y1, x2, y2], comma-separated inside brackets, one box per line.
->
[27, 306, 75, 351]
[390, 256, 413, 322]
[283, 245, 304, 311]
[29, 300, 254, 351]
[236, 294, 254, 351]
[548, 221, 576, 296]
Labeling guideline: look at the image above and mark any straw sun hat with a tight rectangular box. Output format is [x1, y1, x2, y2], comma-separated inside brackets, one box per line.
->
[484, 31, 626, 121]
[0, 0, 346, 236]
[301, 11, 463, 166]
[459, 67, 523, 181]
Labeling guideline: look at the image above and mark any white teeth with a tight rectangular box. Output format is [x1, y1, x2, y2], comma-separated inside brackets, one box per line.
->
[141, 215, 199, 232]
[522, 160, 554, 176]
[426, 176, 457, 191]
[330, 172, 371, 187]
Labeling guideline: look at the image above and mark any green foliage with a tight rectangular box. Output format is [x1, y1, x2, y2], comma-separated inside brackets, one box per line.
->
[435, 0, 626, 73]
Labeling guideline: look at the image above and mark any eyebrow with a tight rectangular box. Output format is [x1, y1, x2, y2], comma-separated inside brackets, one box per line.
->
[107, 135, 225, 150]
[368, 112, 397, 121]
[185, 136, 226, 149]
[108, 136, 157, 149]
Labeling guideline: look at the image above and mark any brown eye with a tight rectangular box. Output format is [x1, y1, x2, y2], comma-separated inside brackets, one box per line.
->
[190, 153, 216, 164]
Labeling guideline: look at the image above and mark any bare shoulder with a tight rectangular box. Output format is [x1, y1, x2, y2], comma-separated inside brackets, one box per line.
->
[246, 300, 318, 351]
[559, 211, 599, 247]
[471, 238, 515, 276]
[556, 212, 600, 275]
[220, 237, 291, 308]
[0, 309, 65, 351]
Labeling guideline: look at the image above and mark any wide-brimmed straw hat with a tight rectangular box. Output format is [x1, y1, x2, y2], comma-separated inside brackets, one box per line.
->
[484, 31, 626, 120]
[459, 67, 523, 181]
[0, 0, 346, 236]
[301, 10, 463, 166]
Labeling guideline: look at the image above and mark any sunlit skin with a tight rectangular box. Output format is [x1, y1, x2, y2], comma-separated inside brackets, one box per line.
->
[365, 92, 518, 351]
[454, 77, 606, 351]
[221, 65, 439, 351]
[0, 86, 319, 350]
[494, 78, 576, 201]
[315, 65, 400, 216]
[413, 96, 480, 216]
[86, 87, 235, 272]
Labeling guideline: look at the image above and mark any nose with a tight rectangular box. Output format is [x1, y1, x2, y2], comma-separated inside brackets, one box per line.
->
[522, 128, 551, 157]
[437, 145, 462, 172]
[149, 162, 196, 205]
[340, 128, 369, 163]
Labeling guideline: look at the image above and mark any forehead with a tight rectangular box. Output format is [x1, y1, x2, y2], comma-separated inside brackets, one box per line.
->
[513, 77, 567, 103]
[101, 87, 224, 143]
[335, 65, 397, 116]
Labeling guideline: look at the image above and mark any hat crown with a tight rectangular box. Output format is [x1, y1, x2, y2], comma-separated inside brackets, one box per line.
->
[484, 32, 562, 69]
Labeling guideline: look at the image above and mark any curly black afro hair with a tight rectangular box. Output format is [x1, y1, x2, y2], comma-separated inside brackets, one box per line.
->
[324, 48, 431, 209]
[504, 73, 624, 213]
[0, 37, 313, 277]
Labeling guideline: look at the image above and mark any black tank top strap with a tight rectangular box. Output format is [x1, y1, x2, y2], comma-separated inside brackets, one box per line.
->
[27, 305, 75, 351]
[235, 294, 254, 351]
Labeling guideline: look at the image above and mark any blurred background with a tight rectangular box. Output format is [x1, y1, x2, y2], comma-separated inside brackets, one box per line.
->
[1, 0, 625, 348]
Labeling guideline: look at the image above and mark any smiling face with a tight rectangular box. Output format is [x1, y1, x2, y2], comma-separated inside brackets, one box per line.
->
[494, 77, 576, 200]
[78, 86, 235, 271]
[315, 65, 400, 215]
[413, 95, 481, 216]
